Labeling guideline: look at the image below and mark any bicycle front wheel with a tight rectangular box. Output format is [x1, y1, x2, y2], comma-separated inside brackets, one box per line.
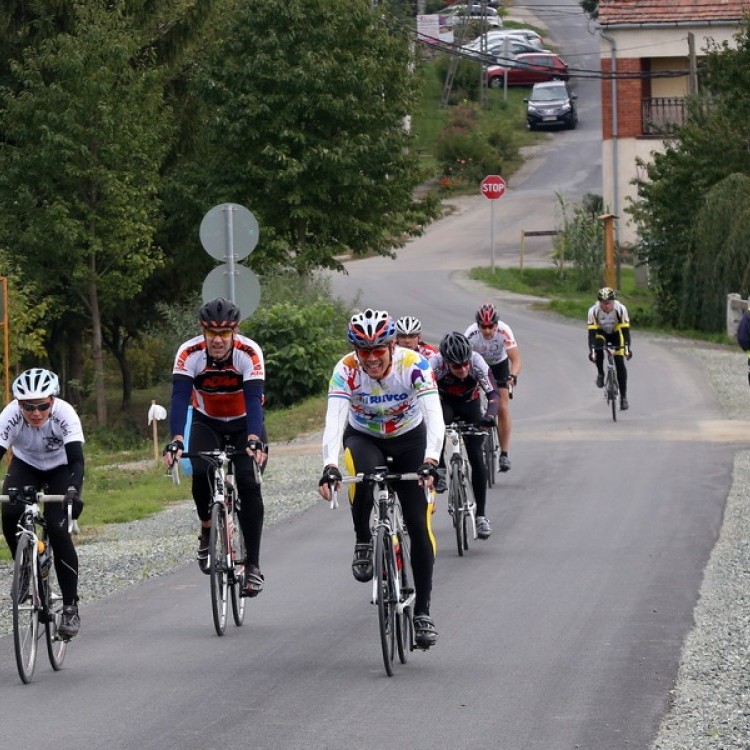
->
[44, 559, 68, 670]
[607, 371, 618, 422]
[12, 537, 40, 684]
[230, 503, 246, 627]
[374, 526, 397, 676]
[449, 464, 465, 557]
[484, 432, 496, 488]
[395, 528, 413, 665]
[209, 503, 229, 636]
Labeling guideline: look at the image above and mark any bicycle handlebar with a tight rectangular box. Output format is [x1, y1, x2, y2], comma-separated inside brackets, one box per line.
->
[445, 421, 489, 436]
[327, 471, 421, 510]
[0, 491, 72, 534]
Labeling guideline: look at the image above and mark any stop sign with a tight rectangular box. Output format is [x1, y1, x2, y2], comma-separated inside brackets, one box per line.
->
[481, 174, 506, 200]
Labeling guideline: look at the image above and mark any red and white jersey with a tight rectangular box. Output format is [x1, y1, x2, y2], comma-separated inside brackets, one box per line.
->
[465, 321, 517, 366]
[418, 341, 439, 358]
[172, 334, 265, 421]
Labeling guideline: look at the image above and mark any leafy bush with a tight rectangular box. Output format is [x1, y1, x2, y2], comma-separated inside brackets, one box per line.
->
[245, 273, 352, 408]
[553, 193, 604, 291]
[435, 103, 504, 183]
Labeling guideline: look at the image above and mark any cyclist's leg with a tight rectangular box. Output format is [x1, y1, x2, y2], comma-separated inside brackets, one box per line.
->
[189, 418, 222, 566]
[435, 400, 455, 492]
[611, 331, 628, 399]
[490, 362, 512, 468]
[388, 425, 435, 619]
[1, 460, 39, 561]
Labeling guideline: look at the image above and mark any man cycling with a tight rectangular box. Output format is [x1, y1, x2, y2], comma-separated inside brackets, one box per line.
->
[395, 315, 438, 358]
[0, 368, 84, 638]
[465, 303, 521, 472]
[317, 308, 444, 649]
[163, 297, 267, 598]
[587, 287, 632, 410]
[429, 332, 499, 539]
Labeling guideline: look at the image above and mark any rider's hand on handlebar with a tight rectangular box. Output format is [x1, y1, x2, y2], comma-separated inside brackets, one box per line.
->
[479, 415, 496, 427]
[625, 347, 633, 360]
[64, 486, 84, 520]
[416, 461, 439, 490]
[162, 439, 184, 468]
[588, 350, 597, 363]
[318, 465, 342, 501]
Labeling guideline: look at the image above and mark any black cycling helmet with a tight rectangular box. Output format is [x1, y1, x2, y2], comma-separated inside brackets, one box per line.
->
[440, 331, 472, 365]
[597, 287, 616, 301]
[199, 297, 241, 329]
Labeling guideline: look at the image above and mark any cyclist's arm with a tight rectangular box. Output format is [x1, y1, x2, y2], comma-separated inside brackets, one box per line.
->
[507, 346, 521, 379]
[63, 441, 84, 491]
[322, 395, 350, 468]
[417, 390, 445, 463]
[169, 375, 193, 438]
[243, 379, 265, 438]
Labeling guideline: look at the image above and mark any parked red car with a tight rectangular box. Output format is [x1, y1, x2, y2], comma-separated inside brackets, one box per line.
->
[487, 52, 569, 87]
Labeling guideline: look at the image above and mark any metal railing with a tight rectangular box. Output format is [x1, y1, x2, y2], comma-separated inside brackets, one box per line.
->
[642, 97, 687, 136]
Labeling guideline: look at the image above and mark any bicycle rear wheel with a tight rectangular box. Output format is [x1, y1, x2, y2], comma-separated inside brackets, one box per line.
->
[12, 537, 40, 684]
[374, 526, 397, 676]
[449, 464, 465, 556]
[44, 559, 68, 670]
[230, 503, 246, 627]
[209, 503, 229, 636]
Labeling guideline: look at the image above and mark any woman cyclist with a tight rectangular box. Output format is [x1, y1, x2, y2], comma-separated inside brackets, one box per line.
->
[0, 368, 85, 639]
[318, 308, 445, 649]
[395, 315, 438, 358]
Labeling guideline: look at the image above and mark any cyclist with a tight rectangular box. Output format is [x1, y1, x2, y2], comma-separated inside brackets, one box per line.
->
[429, 332, 499, 539]
[317, 308, 444, 649]
[465, 303, 521, 472]
[0, 368, 84, 639]
[395, 315, 438, 358]
[163, 297, 267, 598]
[587, 287, 632, 410]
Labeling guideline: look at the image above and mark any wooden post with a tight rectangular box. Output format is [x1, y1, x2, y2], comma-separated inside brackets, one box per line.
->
[151, 399, 159, 464]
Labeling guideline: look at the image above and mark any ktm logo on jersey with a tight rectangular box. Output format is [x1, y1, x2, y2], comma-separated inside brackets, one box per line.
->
[199, 374, 241, 390]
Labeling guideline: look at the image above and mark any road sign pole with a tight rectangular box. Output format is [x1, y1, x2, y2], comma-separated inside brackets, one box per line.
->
[491, 201, 496, 272]
[224, 205, 236, 303]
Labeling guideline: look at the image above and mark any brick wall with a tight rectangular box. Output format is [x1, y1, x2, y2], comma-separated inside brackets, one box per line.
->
[601, 58, 650, 140]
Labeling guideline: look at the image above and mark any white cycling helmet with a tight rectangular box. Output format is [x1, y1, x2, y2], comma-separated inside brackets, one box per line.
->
[12, 368, 60, 400]
[348, 309, 396, 348]
[396, 316, 422, 336]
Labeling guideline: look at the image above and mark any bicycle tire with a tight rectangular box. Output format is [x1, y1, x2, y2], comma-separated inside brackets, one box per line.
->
[458, 479, 470, 552]
[209, 503, 229, 636]
[395, 527, 412, 664]
[230, 502, 246, 627]
[484, 430, 496, 488]
[449, 463, 465, 556]
[44, 559, 68, 670]
[374, 525, 397, 676]
[607, 369, 617, 422]
[12, 537, 39, 684]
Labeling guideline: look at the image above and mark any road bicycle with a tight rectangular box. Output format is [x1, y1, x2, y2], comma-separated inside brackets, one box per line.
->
[598, 342, 621, 422]
[329, 467, 421, 676]
[0, 488, 71, 684]
[180, 446, 253, 636]
[445, 421, 487, 556]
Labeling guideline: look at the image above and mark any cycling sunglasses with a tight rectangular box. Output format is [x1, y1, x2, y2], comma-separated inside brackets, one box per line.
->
[20, 402, 52, 413]
[357, 346, 389, 359]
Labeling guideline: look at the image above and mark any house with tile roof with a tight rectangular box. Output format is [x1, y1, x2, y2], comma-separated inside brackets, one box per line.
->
[597, 0, 748, 246]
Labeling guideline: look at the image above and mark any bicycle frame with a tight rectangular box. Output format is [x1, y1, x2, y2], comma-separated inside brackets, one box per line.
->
[181, 447, 249, 635]
[0, 490, 70, 683]
[444, 422, 485, 553]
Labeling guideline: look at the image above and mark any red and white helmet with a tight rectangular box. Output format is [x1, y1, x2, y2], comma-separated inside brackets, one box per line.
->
[475, 303, 499, 327]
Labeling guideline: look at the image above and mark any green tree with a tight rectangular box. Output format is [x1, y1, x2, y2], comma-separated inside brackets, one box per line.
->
[629, 23, 750, 329]
[0, 3, 174, 425]
[186, 0, 439, 275]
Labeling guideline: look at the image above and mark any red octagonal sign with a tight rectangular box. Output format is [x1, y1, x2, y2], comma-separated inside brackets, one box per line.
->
[481, 174, 506, 200]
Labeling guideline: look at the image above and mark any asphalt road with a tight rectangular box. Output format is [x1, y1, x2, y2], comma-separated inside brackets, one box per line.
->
[0, 4, 733, 750]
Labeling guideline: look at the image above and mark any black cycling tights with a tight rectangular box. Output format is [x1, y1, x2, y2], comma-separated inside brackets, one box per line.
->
[1, 459, 79, 606]
[343, 423, 435, 617]
[189, 416, 264, 568]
